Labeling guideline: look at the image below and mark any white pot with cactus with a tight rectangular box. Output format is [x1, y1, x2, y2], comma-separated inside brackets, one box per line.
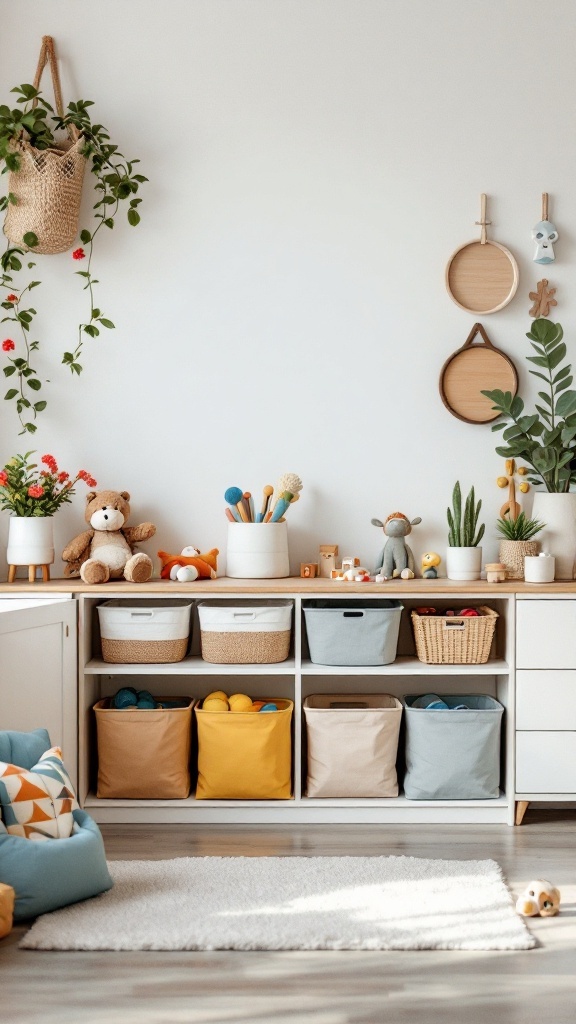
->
[496, 512, 545, 580]
[446, 482, 485, 581]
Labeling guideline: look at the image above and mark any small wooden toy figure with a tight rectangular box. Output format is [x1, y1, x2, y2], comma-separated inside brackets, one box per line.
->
[371, 512, 422, 578]
[496, 459, 529, 519]
[515, 879, 561, 918]
[421, 552, 441, 578]
[532, 193, 559, 265]
[319, 545, 338, 578]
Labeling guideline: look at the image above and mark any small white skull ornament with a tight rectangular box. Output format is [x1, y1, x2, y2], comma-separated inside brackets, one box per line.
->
[532, 219, 559, 264]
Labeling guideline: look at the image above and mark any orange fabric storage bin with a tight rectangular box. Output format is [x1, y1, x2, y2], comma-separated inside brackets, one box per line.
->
[195, 699, 293, 799]
[94, 698, 194, 799]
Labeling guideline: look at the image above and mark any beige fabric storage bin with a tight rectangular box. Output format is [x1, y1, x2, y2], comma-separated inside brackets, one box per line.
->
[97, 600, 193, 664]
[303, 693, 403, 798]
[198, 600, 292, 664]
[94, 697, 194, 798]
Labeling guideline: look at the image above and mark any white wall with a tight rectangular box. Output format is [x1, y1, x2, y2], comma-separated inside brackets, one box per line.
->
[1, 0, 575, 579]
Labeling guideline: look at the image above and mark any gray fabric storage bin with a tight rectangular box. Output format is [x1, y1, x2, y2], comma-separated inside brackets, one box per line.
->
[403, 694, 504, 799]
[303, 600, 403, 666]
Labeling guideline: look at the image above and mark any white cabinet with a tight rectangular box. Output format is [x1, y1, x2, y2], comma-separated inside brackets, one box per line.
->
[516, 600, 576, 668]
[516, 732, 576, 793]
[0, 598, 77, 782]
[515, 597, 576, 808]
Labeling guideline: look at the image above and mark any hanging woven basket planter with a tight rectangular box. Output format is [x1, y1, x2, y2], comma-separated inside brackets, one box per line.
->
[4, 36, 87, 254]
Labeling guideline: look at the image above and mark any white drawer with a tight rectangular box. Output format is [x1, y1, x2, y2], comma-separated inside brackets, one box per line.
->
[516, 670, 576, 729]
[516, 600, 576, 668]
[516, 731, 576, 793]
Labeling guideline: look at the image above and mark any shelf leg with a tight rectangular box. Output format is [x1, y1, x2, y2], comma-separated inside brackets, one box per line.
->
[515, 800, 530, 826]
[7, 565, 16, 584]
[28, 564, 36, 583]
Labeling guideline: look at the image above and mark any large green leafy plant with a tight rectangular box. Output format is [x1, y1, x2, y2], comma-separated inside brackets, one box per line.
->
[482, 319, 576, 492]
[0, 82, 147, 434]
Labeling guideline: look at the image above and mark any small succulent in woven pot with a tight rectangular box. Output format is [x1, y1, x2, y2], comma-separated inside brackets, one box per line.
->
[496, 512, 545, 579]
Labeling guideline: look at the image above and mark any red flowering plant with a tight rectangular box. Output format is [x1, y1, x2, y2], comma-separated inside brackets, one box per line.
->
[0, 451, 96, 516]
[0, 72, 147, 434]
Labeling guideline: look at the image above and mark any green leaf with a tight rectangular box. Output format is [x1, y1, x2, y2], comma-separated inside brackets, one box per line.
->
[24, 422, 37, 433]
[4, 388, 17, 400]
[83, 324, 99, 338]
[553, 365, 571, 384]
[127, 208, 140, 226]
[91, 308, 101, 319]
[526, 355, 550, 368]
[22, 232, 38, 248]
[98, 318, 114, 329]
[33, 400, 47, 411]
[27, 378, 41, 390]
[533, 446, 557, 474]
[556, 391, 576, 420]
[3, 366, 16, 377]
[548, 342, 567, 370]
[80, 229, 92, 243]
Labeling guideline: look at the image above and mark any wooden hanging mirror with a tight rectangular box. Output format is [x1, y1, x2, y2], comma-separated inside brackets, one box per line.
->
[445, 195, 519, 314]
[439, 323, 518, 424]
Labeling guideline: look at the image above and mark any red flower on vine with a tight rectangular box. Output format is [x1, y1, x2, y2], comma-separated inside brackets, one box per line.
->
[6, 294, 18, 302]
[2, 339, 15, 352]
[28, 485, 45, 498]
[72, 248, 85, 260]
[86, 476, 97, 487]
[58, 471, 69, 483]
[41, 454, 58, 473]
[0, 471, 7, 486]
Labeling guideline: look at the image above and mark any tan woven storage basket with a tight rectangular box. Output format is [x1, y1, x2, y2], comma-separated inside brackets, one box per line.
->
[101, 637, 188, 665]
[3, 37, 86, 254]
[411, 606, 498, 664]
[200, 630, 290, 664]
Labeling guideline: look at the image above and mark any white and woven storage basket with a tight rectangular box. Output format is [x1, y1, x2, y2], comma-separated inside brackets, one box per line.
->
[97, 600, 193, 664]
[198, 600, 293, 664]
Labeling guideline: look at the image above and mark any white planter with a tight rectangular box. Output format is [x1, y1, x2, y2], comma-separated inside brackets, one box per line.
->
[445, 546, 482, 581]
[226, 522, 290, 579]
[531, 492, 576, 580]
[6, 516, 55, 567]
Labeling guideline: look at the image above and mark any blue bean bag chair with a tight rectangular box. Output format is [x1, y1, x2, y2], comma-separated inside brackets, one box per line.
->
[0, 729, 113, 920]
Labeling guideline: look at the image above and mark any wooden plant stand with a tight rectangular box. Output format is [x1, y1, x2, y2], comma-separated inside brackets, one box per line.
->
[8, 564, 51, 584]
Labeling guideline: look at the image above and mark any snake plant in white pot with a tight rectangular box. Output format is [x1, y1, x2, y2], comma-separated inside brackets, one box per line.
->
[446, 482, 485, 580]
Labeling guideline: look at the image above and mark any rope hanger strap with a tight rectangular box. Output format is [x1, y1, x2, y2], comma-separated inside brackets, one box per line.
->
[31, 35, 78, 141]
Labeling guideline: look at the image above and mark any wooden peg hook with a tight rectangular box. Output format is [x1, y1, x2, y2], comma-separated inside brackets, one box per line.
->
[542, 192, 549, 221]
[475, 193, 491, 245]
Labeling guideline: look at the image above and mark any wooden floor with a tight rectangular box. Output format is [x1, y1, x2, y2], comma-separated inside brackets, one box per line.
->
[3, 808, 576, 1024]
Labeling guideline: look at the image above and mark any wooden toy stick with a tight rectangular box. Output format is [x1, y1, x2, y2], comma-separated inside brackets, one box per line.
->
[242, 492, 252, 522]
[542, 192, 549, 221]
[224, 508, 237, 523]
[237, 500, 249, 522]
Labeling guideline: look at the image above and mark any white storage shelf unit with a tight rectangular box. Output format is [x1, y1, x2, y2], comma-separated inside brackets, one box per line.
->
[78, 589, 514, 825]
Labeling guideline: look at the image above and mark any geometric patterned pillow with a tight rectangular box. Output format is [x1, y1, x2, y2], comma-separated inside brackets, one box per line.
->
[0, 747, 79, 841]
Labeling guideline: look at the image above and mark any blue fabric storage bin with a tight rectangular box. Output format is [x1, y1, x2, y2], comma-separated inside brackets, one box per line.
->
[403, 694, 504, 800]
[303, 600, 403, 666]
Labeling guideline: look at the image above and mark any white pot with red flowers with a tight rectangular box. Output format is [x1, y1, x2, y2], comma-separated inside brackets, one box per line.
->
[1, 452, 96, 577]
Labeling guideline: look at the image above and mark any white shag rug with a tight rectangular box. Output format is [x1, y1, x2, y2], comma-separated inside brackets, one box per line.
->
[20, 855, 535, 951]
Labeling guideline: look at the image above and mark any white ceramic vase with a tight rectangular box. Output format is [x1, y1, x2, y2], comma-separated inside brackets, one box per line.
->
[445, 546, 482, 581]
[6, 516, 55, 567]
[531, 492, 576, 580]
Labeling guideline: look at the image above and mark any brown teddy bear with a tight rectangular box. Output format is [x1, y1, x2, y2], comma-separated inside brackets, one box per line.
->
[62, 489, 156, 584]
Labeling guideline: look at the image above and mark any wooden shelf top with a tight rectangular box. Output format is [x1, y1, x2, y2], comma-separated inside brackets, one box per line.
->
[1, 575, 576, 595]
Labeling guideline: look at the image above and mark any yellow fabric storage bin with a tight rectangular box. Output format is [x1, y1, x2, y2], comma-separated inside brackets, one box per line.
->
[94, 698, 194, 799]
[195, 699, 293, 799]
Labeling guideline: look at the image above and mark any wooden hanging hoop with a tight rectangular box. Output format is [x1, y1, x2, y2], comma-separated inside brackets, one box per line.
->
[445, 195, 519, 314]
[439, 323, 518, 424]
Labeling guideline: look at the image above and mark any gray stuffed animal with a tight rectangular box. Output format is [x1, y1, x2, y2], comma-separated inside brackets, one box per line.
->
[371, 512, 422, 577]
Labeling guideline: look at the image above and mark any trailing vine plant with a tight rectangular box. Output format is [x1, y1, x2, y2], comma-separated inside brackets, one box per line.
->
[0, 81, 147, 433]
